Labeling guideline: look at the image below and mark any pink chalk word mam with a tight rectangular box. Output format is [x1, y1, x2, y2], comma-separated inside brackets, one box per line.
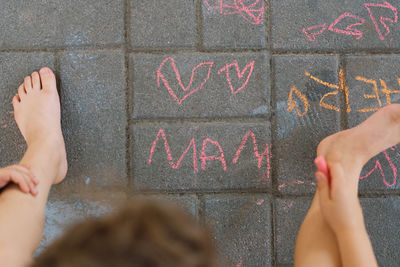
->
[218, 60, 255, 94]
[157, 57, 256, 104]
[147, 129, 271, 178]
[204, 0, 265, 25]
[303, 1, 398, 42]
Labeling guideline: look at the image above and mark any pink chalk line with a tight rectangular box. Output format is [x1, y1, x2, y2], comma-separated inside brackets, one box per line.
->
[364, 2, 398, 41]
[232, 130, 271, 179]
[302, 23, 327, 42]
[200, 138, 227, 171]
[204, 0, 264, 25]
[148, 129, 199, 173]
[218, 60, 255, 94]
[328, 12, 366, 40]
[360, 148, 397, 188]
[157, 57, 214, 104]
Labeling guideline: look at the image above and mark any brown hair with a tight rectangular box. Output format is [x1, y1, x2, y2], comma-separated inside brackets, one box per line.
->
[33, 199, 218, 267]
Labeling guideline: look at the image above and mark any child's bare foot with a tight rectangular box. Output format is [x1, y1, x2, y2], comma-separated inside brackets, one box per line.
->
[12, 67, 67, 184]
[317, 104, 400, 189]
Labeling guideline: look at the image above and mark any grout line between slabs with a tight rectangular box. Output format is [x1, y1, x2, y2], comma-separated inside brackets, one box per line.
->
[124, 0, 132, 189]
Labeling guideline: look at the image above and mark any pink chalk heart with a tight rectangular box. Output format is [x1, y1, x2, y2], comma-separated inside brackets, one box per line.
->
[157, 57, 214, 104]
[218, 60, 254, 94]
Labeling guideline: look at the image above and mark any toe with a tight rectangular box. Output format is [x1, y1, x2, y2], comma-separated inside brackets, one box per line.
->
[17, 84, 26, 99]
[39, 67, 57, 93]
[24, 76, 32, 92]
[12, 94, 20, 108]
[31, 72, 41, 91]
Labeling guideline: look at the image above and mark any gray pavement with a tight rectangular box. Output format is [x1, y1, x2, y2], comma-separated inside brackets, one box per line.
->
[0, 0, 399, 266]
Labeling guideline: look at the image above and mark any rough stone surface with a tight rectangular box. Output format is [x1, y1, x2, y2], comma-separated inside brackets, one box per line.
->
[0, 1, 398, 265]
[0, 0, 124, 48]
[59, 51, 127, 193]
[204, 194, 271, 267]
[0, 53, 55, 167]
[132, 122, 271, 190]
[201, 0, 267, 48]
[271, 0, 400, 51]
[130, 0, 197, 48]
[345, 55, 400, 191]
[275, 199, 312, 265]
[131, 53, 270, 118]
[275, 55, 340, 194]
[131, 194, 199, 217]
[36, 192, 126, 256]
[360, 197, 400, 266]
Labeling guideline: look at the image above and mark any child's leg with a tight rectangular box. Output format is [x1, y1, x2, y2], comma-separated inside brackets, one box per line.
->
[0, 68, 67, 266]
[295, 104, 400, 267]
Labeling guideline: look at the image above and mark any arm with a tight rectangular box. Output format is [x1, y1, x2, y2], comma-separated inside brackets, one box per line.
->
[315, 159, 378, 267]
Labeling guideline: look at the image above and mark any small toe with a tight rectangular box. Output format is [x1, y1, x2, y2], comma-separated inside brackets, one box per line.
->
[39, 67, 57, 93]
[12, 94, 20, 108]
[31, 72, 41, 91]
[17, 84, 26, 99]
[24, 76, 32, 92]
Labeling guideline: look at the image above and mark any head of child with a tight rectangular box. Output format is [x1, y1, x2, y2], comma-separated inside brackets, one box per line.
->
[32, 199, 218, 267]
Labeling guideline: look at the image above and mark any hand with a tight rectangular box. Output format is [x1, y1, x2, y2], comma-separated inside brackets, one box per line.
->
[0, 165, 39, 196]
[314, 158, 364, 235]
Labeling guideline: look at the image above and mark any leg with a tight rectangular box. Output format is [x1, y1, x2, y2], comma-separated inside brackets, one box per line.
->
[0, 68, 67, 266]
[295, 104, 400, 266]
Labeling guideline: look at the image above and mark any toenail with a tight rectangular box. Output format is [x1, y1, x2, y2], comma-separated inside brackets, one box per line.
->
[40, 68, 49, 74]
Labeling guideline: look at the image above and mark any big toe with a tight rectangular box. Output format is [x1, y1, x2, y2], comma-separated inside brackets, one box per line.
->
[39, 67, 57, 93]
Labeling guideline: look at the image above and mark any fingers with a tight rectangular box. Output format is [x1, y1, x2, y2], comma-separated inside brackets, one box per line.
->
[1, 165, 38, 196]
[315, 171, 330, 203]
[314, 156, 331, 185]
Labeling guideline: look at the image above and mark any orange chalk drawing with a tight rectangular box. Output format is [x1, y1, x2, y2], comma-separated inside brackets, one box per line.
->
[356, 76, 382, 112]
[380, 79, 400, 105]
[305, 72, 340, 112]
[339, 69, 351, 113]
[287, 85, 309, 117]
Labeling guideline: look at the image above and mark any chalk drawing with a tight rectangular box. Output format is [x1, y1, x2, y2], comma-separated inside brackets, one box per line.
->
[289, 69, 400, 117]
[147, 129, 271, 174]
[303, 2, 398, 42]
[365, 2, 398, 41]
[148, 129, 199, 173]
[204, 0, 265, 25]
[200, 138, 227, 171]
[302, 23, 327, 42]
[157, 57, 214, 104]
[218, 60, 255, 94]
[360, 147, 398, 187]
[328, 12, 366, 40]
[287, 85, 309, 117]
[232, 130, 271, 179]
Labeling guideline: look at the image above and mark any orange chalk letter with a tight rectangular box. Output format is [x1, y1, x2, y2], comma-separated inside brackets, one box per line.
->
[287, 85, 309, 117]
[356, 76, 382, 112]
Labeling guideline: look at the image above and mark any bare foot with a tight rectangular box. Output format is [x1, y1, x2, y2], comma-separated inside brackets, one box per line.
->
[317, 104, 400, 189]
[12, 67, 67, 184]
